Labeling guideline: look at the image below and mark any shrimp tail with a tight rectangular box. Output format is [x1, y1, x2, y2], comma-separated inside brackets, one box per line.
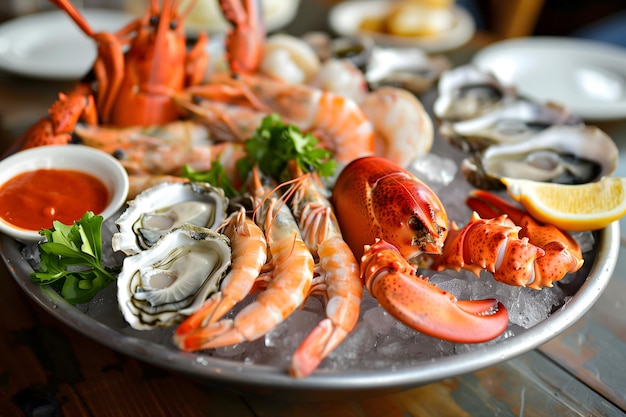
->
[175, 293, 226, 335]
[289, 318, 348, 378]
[175, 319, 244, 351]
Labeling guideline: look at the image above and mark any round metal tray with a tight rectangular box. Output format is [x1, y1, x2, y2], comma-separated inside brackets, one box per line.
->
[0, 83, 620, 399]
[0, 196, 619, 401]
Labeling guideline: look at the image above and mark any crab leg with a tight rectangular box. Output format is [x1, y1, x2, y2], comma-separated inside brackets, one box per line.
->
[362, 239, 509, 343]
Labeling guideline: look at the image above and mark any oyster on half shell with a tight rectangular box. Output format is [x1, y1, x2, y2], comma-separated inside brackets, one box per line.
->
[433, 64, 517, 122]
[439, 98, 581, 152]
[113, 182, 228, 255]
[433, 65, 582, 152]
[365, 46, 451, 96]
[461, 125, 618, 190]
[117, 224, 231, 330]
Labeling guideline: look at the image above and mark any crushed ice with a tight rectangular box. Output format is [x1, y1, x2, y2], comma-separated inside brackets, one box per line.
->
[17, 153, 597, 373]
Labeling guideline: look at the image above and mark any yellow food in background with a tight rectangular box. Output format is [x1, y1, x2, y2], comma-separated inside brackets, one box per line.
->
[502, 176, 626, 232]
[359, 0, 456, 37]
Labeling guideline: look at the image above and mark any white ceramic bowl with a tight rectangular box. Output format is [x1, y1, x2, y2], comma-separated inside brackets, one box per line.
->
[0, 145, 129, 243]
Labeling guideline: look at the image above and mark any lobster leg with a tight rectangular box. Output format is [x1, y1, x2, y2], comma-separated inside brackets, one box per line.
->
[49, 0, 125, 123]
[362, 239, 509, 343]
[466, 190, 584, 289]
[5, 84, 97, 155]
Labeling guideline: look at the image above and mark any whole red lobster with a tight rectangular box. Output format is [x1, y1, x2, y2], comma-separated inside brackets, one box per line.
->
[11, 0, 263, 153]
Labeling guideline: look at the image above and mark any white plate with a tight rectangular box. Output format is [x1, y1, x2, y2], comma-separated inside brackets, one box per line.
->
[473, 37, 626, 121]
[329, 0, 475, 52]
[0, 9, 134, 80]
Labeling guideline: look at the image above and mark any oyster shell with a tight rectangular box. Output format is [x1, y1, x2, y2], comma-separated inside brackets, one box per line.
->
[117, 224, 231, 330]
[462, 125, 618, 190]
[433, 64, 516, 122]
[434, 65, 582, 152]
[439, 98, 581, 152]
[113, 182, 228, 255]
[365, 46, 450, 95]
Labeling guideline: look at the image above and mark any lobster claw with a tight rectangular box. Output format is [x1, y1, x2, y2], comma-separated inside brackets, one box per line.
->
[361, 239, 509, 343]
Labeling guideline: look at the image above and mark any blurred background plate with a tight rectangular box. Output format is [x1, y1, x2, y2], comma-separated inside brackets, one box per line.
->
[329, 0, 475, 52]
[473, 37, 626, 121]
[0, 9, 134, 80]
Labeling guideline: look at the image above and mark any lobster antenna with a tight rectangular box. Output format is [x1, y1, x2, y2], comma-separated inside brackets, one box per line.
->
[179, 0, 200, 21]
[149, 0, 159, 15]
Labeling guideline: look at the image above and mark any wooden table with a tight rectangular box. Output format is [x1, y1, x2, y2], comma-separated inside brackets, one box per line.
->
[1, 3, 626, 416]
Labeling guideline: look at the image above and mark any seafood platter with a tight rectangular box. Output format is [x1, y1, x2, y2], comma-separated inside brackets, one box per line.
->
[0, 0, 621, 399]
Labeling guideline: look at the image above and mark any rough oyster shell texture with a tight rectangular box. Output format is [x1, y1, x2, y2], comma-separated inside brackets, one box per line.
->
[117, 224, 231, 330]
[113, 182, 228, 255]
[434, 64, 618, 190]
[461, 125, 619, 190]
[434, 65, 581, 152]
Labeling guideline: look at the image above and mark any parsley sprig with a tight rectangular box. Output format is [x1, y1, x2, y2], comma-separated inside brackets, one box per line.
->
[238, 114, 336, 182]
[183, 114, 336, 196]
[31, 211, 119, 304]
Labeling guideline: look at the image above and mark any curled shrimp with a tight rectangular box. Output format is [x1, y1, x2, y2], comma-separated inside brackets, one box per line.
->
[309, 58, 368, 103]
[73, 120, 247, 197]
[360, 86, 434, 167]
[175, 205, 268, 336]
[260, 33, 321, 85]
[74, 120, 216, 175]
[174, 168, 314, 350]
[177, 74, 375, 167]
[287, 165, 363, 378]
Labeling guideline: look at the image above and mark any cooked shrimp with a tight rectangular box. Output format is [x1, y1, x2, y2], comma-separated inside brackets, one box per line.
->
[360, 86, 434, 167]
[260, 33, 321, 84]
[309, 58, 368, 103]
[174, 168, 314, 350]
[74, 120, 245, 176]
[288, 167, 363, 378]
[179, 74, 375, 167]
[175, 206, 268, 336]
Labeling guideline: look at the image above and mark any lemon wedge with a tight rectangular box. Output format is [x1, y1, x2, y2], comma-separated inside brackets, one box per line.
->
[501, 176, 626, 231]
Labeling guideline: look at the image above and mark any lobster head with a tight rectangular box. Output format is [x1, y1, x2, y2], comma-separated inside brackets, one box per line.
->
[332, 156, 449, 262]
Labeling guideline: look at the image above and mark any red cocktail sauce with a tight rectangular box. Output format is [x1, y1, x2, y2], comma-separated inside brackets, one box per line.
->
[0, 168, 109, 231]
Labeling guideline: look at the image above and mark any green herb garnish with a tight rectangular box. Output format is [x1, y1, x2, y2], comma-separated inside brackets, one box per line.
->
[238, 113, 336, 182]
[182, 114, 337, 191]
[182, 162, 241, 198]
[31, 211, 119, 304]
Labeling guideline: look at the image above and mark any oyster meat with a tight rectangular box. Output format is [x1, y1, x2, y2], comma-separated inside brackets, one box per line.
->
[113, 182, 228, 255]
[433, 64, 516, 122]
[461, 125, 618, 189]
[365, 46, 450, 96]
[117, 224, 231, 330]
[434, 65, 581, 152]
[440, 99, 581, 152]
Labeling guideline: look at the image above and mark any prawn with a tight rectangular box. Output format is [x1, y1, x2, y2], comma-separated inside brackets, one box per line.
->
[174, 168, 314, 350]
[177, 74, 375, 167]
[175, 206, 268, 335]
[73, 120, 247, 196]
[287, 165, 362, 378]
[359, 87, 434, 168]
